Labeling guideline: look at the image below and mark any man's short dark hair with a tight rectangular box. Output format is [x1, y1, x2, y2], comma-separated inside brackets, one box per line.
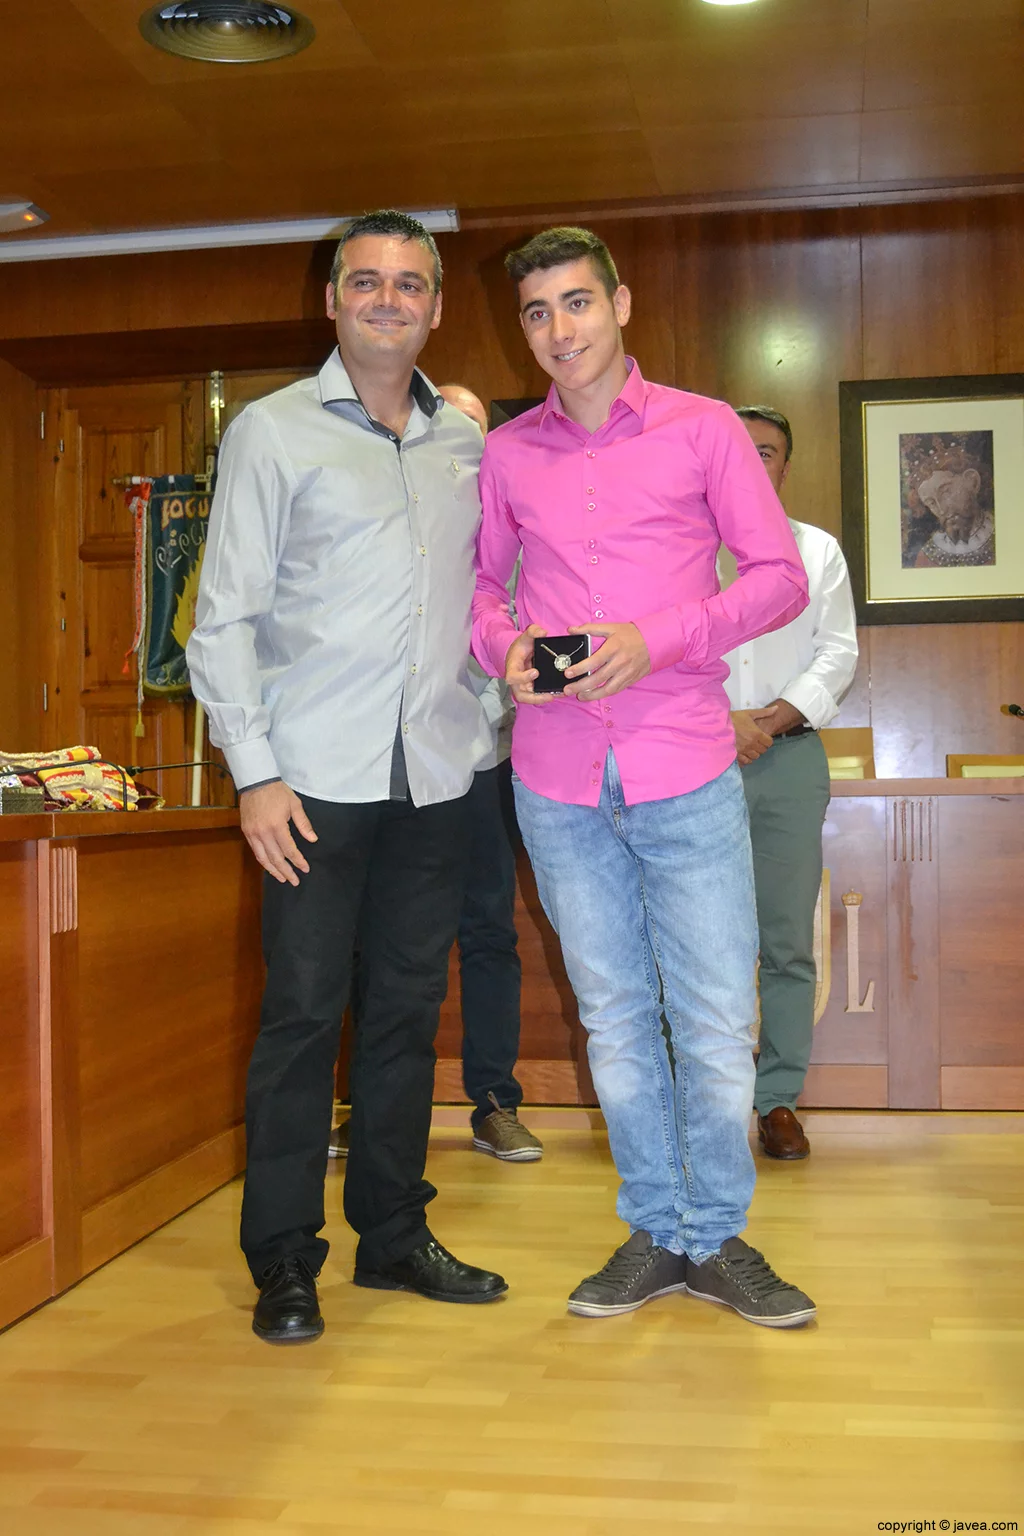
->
[330, 210, 442, 295]
[736, 405, 794, 462]
[505, 226, 620, 299]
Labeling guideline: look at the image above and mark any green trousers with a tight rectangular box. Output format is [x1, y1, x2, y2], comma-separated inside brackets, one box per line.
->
[740, 730, 831, 1115]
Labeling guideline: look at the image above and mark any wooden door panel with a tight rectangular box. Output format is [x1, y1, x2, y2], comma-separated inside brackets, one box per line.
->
[82, 562, 136, 689]
[81, 423, 171, 547]
[44, 380, 206, 799]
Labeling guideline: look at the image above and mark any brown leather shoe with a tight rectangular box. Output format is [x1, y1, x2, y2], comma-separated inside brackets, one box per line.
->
[757, 1107, 810, 1160]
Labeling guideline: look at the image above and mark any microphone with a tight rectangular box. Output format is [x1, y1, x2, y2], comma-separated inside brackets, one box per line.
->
[1001, 704, 1024, 718]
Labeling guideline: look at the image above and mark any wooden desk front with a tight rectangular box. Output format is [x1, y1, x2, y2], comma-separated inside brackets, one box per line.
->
[437, 778, 1024, 1114]
[0, 811, 261, 1332]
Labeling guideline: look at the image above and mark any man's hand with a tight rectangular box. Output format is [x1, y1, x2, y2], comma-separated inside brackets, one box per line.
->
[756, 697, 807, 737]
[239, 780, 318, 885]
[732, 708, 776, 767]
[562, 622, 651, 701]
[504, 623, 557, 706]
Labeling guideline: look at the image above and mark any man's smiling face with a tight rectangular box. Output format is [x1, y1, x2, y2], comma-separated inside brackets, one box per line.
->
[517, 257, 631, 393]
[326, 233, 441, 369]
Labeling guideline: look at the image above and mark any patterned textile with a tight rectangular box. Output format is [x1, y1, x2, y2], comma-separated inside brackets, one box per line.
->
[0, 745, 139, 811]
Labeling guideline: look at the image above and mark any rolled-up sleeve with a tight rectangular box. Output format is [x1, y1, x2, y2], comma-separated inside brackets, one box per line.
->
[635, 403, 808, 673]
[186, 406, 294, 791]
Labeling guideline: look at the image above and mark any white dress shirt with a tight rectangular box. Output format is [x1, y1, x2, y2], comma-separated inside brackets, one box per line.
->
[187, 349, 492, 806]
[722, 519, 858, 729]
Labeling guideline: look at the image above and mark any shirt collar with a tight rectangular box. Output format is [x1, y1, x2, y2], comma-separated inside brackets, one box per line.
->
[539, 355, 647, 429]
[317, 347, 441, 419]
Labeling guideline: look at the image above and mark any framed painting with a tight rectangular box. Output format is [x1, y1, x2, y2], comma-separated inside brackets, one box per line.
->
[839, 374, 1024, 624]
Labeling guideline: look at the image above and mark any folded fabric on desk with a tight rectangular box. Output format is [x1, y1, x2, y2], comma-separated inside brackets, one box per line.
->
[0, 745, 140, 811]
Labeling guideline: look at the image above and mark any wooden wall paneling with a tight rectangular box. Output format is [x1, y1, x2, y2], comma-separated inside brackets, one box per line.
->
[0, 358, 41, 746]
[48, 845, 83, 1294]
[886, 795, 941, 1108]
[860, 199, 1001, 379]
[868, 623, 1024, 779]
[672, 208, 863, 539]
[937, 796, 1024, 1103]
[0, 837, 52, 1328]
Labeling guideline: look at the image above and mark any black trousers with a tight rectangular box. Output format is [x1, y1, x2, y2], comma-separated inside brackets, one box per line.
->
[240, 791, 470, 1283]
[457, 761, 524, 1129]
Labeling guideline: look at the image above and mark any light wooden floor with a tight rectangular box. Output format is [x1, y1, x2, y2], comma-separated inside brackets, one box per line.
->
[1, 1115, 1022, 1536]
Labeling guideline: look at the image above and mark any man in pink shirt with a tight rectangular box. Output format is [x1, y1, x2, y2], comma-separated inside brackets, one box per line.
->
[473, 226, 817, 1328]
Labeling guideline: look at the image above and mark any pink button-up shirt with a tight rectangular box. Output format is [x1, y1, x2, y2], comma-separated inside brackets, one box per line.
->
[472, 360, 808, 807]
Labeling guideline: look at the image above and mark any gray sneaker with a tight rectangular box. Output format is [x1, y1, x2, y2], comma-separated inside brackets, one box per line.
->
[685, 1237, 816, 1328]
[472, 1095, 543, 1163]
[567, 1231, 688, 1318]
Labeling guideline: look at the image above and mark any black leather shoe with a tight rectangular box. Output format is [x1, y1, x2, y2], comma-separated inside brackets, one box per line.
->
[252, 1255, 324, 1343]
[353, 1237, 507, 1304]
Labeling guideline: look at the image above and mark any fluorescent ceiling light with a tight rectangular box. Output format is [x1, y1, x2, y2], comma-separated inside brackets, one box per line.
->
[0, 200, 49, 234]
[0, 211, 459, 264]
[701, 1, 761, 6]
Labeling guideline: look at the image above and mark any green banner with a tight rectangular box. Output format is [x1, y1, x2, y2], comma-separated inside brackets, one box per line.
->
[145, 476, 211, 697]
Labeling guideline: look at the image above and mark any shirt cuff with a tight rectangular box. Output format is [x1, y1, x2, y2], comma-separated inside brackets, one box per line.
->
[780, 676, 839, 731]
[634, 607, 692, 673]
[222, 736, 281, 792]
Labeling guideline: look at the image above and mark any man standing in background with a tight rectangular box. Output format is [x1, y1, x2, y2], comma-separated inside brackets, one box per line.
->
[331, 383, 541, 1164]
[188, 210, 507, 1343]
[725, 406, 859, 1160]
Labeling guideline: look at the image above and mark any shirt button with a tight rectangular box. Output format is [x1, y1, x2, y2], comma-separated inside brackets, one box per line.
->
[586, 486, 595, 494]
[595, 610, 604, 618]
[410, 664, 418, 674]
[591, 778, 598, 785]
[417, 605, 423, 615]
[403, 723, 410, 734]
[593, 594, 602, 602]
[588, 540, 596, 549]
[419, 545, 426, 555]
[743, 658, 749, 665]
[603, 704, 612, 713]
[589, 556, 599, 565]
[586, 450, 596, 459]
[587, 502, 596, 511]
[592, 761, 600, 769]
[413, 493, 420, 503]
[606, 720, 613, 729]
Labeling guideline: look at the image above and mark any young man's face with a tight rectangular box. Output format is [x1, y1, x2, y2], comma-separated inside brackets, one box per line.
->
[517, 257, 630, 394]
[326, 234, 441, 371]
[742, 418, 791, 496]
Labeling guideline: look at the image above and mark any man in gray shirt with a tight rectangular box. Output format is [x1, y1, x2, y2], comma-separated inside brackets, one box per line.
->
[188, 210, 507, 1343]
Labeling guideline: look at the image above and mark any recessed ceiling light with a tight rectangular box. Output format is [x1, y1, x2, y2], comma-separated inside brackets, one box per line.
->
[0, 200, 49, 234]
[139, 2, 315, 64]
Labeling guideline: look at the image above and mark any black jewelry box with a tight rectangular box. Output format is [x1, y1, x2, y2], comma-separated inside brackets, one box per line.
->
[531, 634, 591, 694]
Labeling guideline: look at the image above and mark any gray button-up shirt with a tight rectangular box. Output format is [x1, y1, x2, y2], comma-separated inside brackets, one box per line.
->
[186, 349, 492, 806]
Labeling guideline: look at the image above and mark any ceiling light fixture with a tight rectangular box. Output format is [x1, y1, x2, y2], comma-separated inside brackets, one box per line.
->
[0, 211, 460, 264]
[139, 2, 315, 64]
[700, 1, 762, 6]
[0, 200, 49, 234]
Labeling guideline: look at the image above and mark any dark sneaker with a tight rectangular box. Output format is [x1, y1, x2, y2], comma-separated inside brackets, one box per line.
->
[685, 1237, 816, 1328]
[472, 1094, 543, 1162]
[252, 1255, 324, 1343]
[327, 1118, 349, 1160]
[354, 1237, 507, 1304]
[567, 1230, 688, 1318]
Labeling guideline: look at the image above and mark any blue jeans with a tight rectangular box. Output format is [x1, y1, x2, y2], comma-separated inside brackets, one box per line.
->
[513, 753, 758, 1262]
